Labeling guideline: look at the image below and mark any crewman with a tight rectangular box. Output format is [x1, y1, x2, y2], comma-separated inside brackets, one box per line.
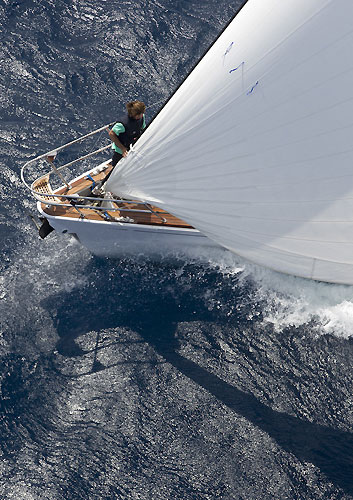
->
[108, 100, 146, 167]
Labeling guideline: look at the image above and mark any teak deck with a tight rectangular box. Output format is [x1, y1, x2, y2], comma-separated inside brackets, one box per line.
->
[34, 165, 193, 229]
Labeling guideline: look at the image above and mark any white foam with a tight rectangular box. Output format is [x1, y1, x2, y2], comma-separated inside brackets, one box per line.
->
[0, 227, 91, 354]
[198, 248, 353, 338]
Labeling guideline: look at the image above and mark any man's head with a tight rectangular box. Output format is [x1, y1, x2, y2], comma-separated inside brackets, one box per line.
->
[127, 100, 146, 120]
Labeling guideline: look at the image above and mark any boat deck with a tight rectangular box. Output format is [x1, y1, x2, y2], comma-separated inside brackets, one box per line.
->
[35, 165, 193, 229]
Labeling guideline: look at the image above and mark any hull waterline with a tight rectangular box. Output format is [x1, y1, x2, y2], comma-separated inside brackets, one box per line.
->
[38, 203, 222, 257]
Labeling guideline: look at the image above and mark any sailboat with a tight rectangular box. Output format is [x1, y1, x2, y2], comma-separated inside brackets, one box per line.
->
[22, 0, 353, 285]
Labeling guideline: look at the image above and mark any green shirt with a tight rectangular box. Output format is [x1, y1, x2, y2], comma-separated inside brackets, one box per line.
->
[111, 115, 146, 153]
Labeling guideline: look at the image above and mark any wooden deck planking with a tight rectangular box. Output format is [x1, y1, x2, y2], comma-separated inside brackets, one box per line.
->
[55, 166, 113, 195]
[40, 165, 193, 228]
[43, 203, 192, 227]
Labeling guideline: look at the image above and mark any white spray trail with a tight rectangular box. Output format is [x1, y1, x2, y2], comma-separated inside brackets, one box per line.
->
[185, 246, 353, 339]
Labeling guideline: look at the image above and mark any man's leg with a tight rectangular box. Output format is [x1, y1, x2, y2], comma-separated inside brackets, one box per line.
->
[103, 151, 123, 184]
[111, 151, 123, 167]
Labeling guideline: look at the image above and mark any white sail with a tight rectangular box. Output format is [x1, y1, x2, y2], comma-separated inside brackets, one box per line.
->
[106, 0, 353, 284]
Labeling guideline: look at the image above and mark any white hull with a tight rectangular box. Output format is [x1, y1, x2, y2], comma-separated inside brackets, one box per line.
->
[38, 203, 221, 257]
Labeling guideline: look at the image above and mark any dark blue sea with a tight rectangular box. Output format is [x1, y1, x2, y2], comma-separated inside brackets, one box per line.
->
[1, 1, 353, 499]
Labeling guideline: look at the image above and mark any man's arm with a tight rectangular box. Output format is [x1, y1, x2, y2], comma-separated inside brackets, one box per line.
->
[108, 129, 129, 157]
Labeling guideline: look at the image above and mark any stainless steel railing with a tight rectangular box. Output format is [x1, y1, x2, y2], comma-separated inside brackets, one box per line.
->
[21, 123, 167, 223]
[21, 122, 115, 192]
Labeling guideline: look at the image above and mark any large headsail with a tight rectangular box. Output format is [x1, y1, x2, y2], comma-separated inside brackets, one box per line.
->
[106, 0, 353, 284]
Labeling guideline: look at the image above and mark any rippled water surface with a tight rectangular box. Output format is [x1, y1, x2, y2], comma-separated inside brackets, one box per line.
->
[1, 1, 353, 499]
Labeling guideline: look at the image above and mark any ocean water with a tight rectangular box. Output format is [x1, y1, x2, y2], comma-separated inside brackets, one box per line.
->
[1, 1, 353, 499]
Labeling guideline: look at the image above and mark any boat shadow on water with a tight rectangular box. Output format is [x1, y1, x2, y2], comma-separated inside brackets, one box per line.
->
[43, 260, 353, 497]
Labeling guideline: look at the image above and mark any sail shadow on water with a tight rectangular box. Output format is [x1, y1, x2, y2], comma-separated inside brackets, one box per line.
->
[42, 256, 353, 496]
[45, 256, 247, 360]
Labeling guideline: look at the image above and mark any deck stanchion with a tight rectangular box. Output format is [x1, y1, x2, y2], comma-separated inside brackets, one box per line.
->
[46, 152, 71, 190]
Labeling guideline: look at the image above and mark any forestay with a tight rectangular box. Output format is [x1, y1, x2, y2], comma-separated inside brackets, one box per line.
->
[106, 0, 353, 284]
